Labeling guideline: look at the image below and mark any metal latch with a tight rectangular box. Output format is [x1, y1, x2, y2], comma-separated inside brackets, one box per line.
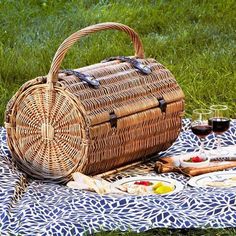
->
[109, 111, 117, 128]
[102, 56, 152, 75]
[157, 98, 167, 113]
[61, 69, 100, 89]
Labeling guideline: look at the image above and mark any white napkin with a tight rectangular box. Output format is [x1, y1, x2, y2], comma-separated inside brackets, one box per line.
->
[67, 172, 124, 195]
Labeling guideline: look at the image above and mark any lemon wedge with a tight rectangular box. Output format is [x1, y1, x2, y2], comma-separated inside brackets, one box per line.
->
[152, 182, 163, 190]
[154, 185, 174, 194]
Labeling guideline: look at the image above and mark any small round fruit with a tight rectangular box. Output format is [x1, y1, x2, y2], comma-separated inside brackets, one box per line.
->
[191, 156, 204, 162]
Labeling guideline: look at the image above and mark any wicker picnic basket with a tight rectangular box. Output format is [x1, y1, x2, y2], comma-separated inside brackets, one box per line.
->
[5, 22, 185, 182]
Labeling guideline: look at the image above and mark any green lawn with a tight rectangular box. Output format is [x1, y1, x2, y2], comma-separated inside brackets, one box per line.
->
[0, 0, 235, 125]
[0, 0, 235, 235]
[94, 228, 236, 236]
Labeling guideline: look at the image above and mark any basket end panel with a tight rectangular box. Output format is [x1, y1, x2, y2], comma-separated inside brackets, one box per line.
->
[5, 84, 90, 182]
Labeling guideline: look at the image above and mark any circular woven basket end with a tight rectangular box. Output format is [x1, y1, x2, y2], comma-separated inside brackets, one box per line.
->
[6, 84, 88, 182]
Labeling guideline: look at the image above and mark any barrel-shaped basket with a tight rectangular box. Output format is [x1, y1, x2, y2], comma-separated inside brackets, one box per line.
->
[5, 22, 185, 182]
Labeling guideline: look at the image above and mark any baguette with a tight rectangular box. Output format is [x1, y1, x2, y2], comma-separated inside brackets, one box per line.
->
[155, 159, 236, 177]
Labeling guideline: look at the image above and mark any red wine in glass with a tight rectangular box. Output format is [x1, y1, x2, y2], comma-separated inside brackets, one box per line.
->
[208, 118, 230, 134]
[191, 125, 212, 138]
[209, 105, 230, 157]
[191, 109, 213, 157]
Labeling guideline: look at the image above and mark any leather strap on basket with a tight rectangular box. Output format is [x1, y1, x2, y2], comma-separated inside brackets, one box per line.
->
[102, 56, 152, 75]
[47, 22, 145, 86]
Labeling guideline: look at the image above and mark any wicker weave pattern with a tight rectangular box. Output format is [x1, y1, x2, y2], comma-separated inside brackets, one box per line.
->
[5, 22, 184, 182]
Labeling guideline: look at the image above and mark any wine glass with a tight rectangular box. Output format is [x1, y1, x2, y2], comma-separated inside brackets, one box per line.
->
[191, 109, 213, 157]
[209, 105, 230, 156]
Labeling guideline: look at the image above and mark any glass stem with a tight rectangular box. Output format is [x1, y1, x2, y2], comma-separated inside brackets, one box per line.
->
[215, 135, 228, 156]
[217, 136, 222, 152]
[199, 138, 205, 156]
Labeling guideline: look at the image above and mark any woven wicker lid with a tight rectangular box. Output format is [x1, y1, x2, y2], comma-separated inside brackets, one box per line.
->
[6, 84, 88, 181]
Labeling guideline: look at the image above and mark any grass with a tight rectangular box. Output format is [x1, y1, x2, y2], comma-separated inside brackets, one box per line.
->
[0, 0, 235, 235]
[0, 0, 235, 125]
[94, 228, 236, 236]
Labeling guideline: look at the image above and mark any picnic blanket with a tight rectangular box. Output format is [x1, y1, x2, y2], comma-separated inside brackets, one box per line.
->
[0, 119, 236, 235]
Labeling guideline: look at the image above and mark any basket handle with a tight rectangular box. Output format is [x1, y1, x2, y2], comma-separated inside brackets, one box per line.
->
[47, 22, 145, 84]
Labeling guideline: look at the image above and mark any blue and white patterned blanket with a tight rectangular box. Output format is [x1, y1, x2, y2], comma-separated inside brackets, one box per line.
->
[0, 120, 236, 235]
